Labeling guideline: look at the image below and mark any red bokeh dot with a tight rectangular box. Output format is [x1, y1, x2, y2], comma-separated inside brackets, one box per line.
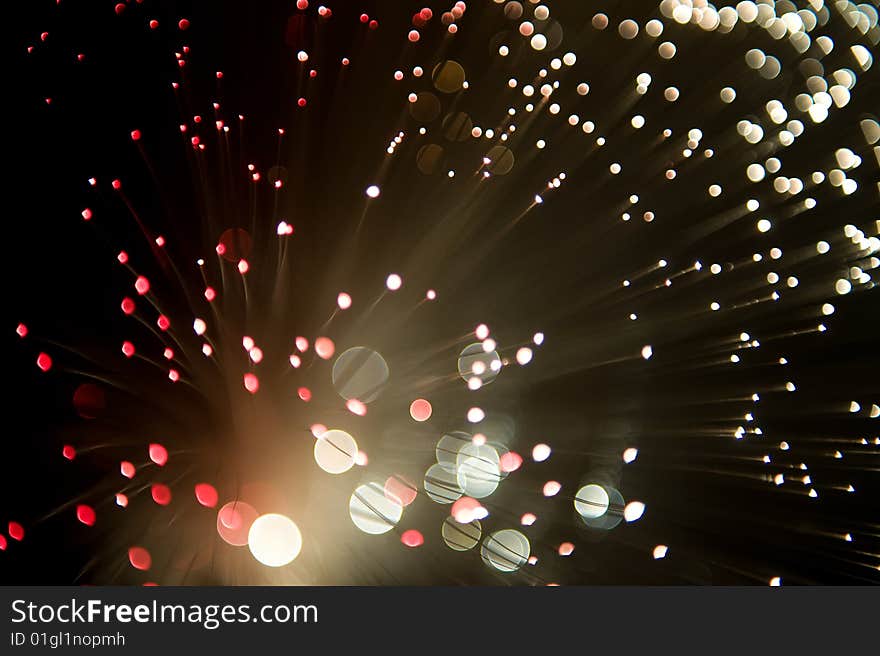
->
[178, 18, 190, 30]
[149, 443, 168, 466]
[314, 336, 335, 359]
[121, 297, 136, 314]
[151, 484, 172, 506]
[120, 461, 136, 478]
[195, 483, 218, 508]
[408, 30, 420, 42]
[36, 353, 52, 372]
[76, 505, 96, 526]
[156, 315, 170, 331]
[16, 323, 28, 338]
[499, 451, 523, 473]
[134, 276, 150, 295]
[243, 373, 259, 393]
[297, 387, 312, 402]
[409, 398, 432, 422]
[401, 529, 424, 548]
[62, 445, 76, 460]
[8, 522, 25, 541]
[130, 129, 141, 141]
[128, 546, 152, 570]
[121, 341, 135, 357]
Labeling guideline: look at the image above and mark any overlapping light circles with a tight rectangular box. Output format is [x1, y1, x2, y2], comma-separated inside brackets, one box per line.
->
[457, 343, 502, 386]
[481, 529, 530, 572]
[424, 462, 463, 504]
[350, 482, 404, 534]
[575, 484, 625, 531]
[574, 484, 610, 519]
[456, 442, 502, 498]
[428, 425, 511, 511]
[436, 431, 472, 465]
[314, 429, 357, 474]
[216, 501, 259, 546]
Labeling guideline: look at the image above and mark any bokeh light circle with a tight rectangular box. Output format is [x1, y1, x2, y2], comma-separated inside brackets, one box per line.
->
[416, 144, 445, 174]
[436, 431, 472, 465]
[442, 516, 482, 551]
[574, 484, 609, 519]
[314, 429, 358, 474]
[331, 347, 390, 403]
[481, 529, 530, 572]
[424, 462, 463, 504]
[247, 513, 302, 567]
[456, 442, 501, 498]
[216, 501, 259, 546]
[350, 482, 403, 534]
[432, 60, 466, 93]
[409, 92, 442, 122]
[580, 487, 625, 530]
[410, 398, 433, 421]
